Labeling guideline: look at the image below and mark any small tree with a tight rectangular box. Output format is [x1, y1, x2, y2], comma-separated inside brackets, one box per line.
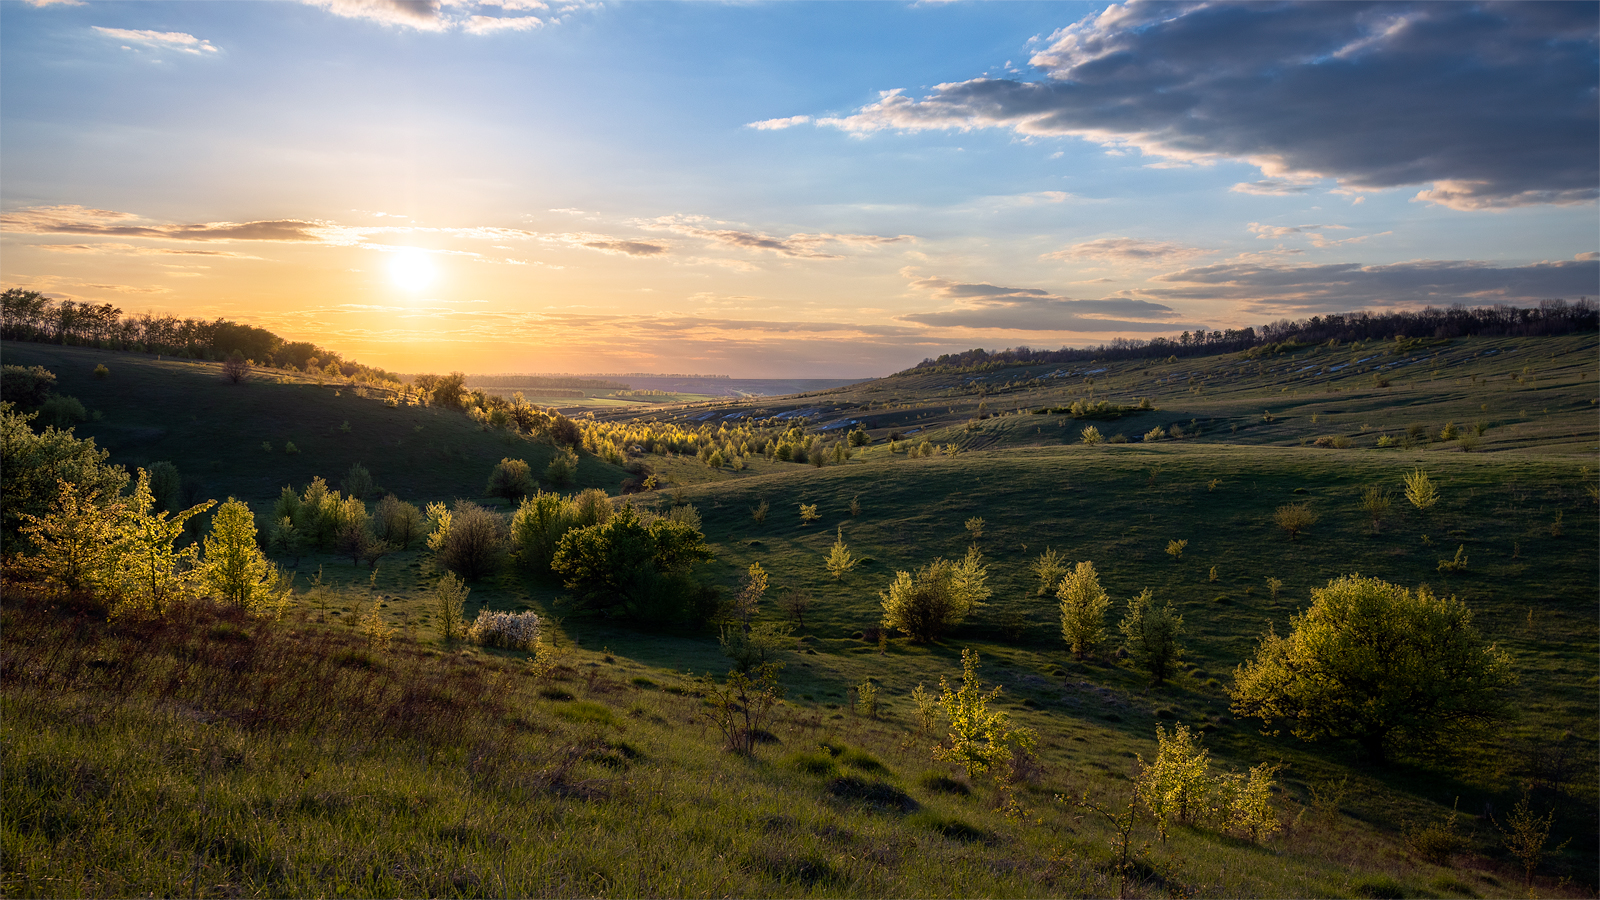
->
[750, 499, 769, 523]
[1230, 574, 1516, 764]
[1494, 795, 1571, 886]
[1136, 724, 1213, 843]
[1404, 467, 1440, 511]
[434, 572, 469, 642]
[1120, 589, 1184, 686]
[1360, 484, 1392, 534]
[18, 479, 123, 595]
[341, 462, 374, 500]
[825, 527, 857, 579]
[879, 548, 990, 643]
[798, 502, 820, 525]
[1165, 539, 1187, 560]
[434, 502, 508, 581]
[1079, 424, 1103, 445]
[222, 351, 250, 384]
[1273, 501, 1318, 540]
[201, 498, 288, 615]
[374, 494, 424, 549]
[964, 516, 984, 543]
[113, 469, 213, 617]
[705, 662, 786, 756]
[934, 648, 1037, 782]
[546, 447, 579, 487]
[1057, 560, 1110, 659]
[486, 457, 534, 503]
[1030, 547, 1068, 596]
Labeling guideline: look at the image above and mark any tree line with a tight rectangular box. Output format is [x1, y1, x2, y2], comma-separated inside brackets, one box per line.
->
[906, 300, 1598, 374]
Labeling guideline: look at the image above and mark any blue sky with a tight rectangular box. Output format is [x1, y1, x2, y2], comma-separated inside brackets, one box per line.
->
[3, 0, 1596, 376]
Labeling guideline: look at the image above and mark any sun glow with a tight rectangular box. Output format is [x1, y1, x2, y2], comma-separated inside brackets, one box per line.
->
[388, 248, 436, 291]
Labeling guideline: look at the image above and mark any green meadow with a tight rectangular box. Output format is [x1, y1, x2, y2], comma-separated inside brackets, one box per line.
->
[3, 333, 1596, 898]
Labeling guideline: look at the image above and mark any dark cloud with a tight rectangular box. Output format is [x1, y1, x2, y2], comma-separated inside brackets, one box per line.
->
[1144, 256, 1600, 311]
[822, 2, 1598, 209]
[901, 272, 1182, 331]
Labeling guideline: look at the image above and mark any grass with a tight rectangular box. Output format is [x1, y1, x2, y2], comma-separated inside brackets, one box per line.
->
[4, 332, 1597, 897]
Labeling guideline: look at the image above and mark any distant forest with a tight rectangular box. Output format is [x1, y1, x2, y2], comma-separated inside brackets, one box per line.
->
[906, 301, 1599, 374]
[0, 288, 402, 384]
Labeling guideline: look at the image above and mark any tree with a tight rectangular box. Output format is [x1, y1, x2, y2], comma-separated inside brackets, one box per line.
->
[546, 447, 579, 487]
[2, 402, 128, 541]
[341, 462, 374, 500]
[933, 648, 1037, 781]
[1120, 589, 1184, 686]
[1360, 484, 1392, 534]
[719, 563, 790, 671]
[374, 494, 424, 549]
[486, 457, 534, 503]
[1273, 501, 1318, 540]
[112, 469, 213, 617]
[777, 587, 813, 630]
[1404, 467, 1440, 511]
[964, 516, 984, 543]
[1136, 724, 1213, 843]
[551, 504, 714, 621]
[1079, 424, 1103, 445]
[1030, 547, 1068, 596]
[434, 502, 508, 581]
[434, 572, 469, 642]
[879, 548, 989, 643]
[201, 499, 288, 614]
[1230, 574, 1516, 764]
[1057, 560, 1110, 659]
[221, 350, 250, 384]
[825, 526, 857, 579]
[18, 479, 124, 595]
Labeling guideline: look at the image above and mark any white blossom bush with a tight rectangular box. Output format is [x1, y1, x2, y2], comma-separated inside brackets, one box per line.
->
[467, 609, 540, 650]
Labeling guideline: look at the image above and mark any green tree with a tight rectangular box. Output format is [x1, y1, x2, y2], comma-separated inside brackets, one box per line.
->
[486, 457, 535, 503]
[113, 469, 213, 617]
[546, 447, 579, 487]
[1120, 589, 1184, 686]
[434, 501, 508, 581]
[1272, 501, 1318, 540]
[1404, 467, 1440, 511]
[1230, 574, 1516, 764]
[341, 462, 374, 500]
[18, 479, 124, 594]
[551, 504, 715, 621]
[2, 402, 128, 542]
[1136, 723, 1213, 843]
[825, 526, 857, 579]
[373, 494, 424, 549]
[879, 547, 989, 643]
[1030, 547, 1068, 596]
[933, 648, 1037, 780]
[434, 571, 469, 642]
[201, 499, 288, 614]
[1057, 560, 1110, 659]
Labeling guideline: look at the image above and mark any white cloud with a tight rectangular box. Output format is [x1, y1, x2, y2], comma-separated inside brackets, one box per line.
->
[746, 115, 812, 131]
[91, 26, 219, 54]
[463, 14, 542, 34]
[1047, 237, 1210, 264]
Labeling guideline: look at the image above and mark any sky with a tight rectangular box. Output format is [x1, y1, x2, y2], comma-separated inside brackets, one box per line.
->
[2, 0, 1596, 378]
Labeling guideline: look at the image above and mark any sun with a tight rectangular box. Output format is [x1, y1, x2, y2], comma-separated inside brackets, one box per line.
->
[389, 248, 436, 291]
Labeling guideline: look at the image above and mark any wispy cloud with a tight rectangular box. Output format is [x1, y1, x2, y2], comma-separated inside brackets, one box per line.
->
[898, 270, 1183, 332]
[1046, 237, 1210, 264]
[91, 26, 220, 54]
[2, 206, 320, 241]
[301, 0, 583, 33]
[633, 214, 911, 259]
[1231, 179, 1315, 197]
[810, 3, 1598, 210]
[462, 14, 541, 34]
[746, 115, 812, 131]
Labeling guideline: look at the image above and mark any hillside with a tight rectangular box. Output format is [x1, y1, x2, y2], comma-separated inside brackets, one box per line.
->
[3, 332, 1596, 898]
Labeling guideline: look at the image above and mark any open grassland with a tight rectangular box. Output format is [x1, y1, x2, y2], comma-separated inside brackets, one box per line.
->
[3, 334, 1596, 897]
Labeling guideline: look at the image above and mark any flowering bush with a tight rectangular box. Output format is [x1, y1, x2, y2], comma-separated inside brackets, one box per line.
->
[467, 609, 540, 650]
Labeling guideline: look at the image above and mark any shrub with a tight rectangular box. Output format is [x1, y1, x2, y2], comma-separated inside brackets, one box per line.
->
[854, 678, 878, 718]
[1436, 544, 1468, 573]
[1079, 424, 1102, 445]
[341, 462, 374, 500]
[201, 498, 288, 615]
[552, 504, 715, 622]
[1120, 588, 1184, 685]
[468, 609, 540, 650]
[93, 364, 109, 379]
[798, 503, 820, 525]
[1231, 574, 1516, 763]
[38, 394, 87, 428]
[374, 494, 424, 549]
[1136, 723, 1212, 842]
[222, 351, 250, 384]
[1273, 502, 1317, 540]
[1030, 547, 1068, 596]
[434, 502, 508, 581]
[434, 572, 469, 642]
[825, 527, 857, 579]
[147, 460, 182, 513]
[1165, 539, 1187, 560]
[1360, 485, 1392, 534]
[777, 588, 812, 629]
[963, 516, 984, 542]
[879, 548, 989, 643]
[1057, 561, 1109, 659]
[1, 364, 56, 407]
[486, 457, 534, 503]
[1143, 426, 1166, 442]
[1404, 468, 1440, 510]
[751, 499, 769, 523]
[934, 649, 1036, 784]
[705, 663, 786, 756]
[546, 447, 579, 486]
[284, 442, 299, 455]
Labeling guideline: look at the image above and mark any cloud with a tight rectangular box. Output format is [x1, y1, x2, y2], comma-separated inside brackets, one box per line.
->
[1047, 237, 1209, 263]
[1143, 256, 1600, 312]
[1231, 179, 1315, 196]
[579, 240, 668, 257]
[301, 0, 450, 30]
[1, 206, 324, 241]
[633, 215, 912, 259]
[31, 242, 263, 259]
[817, 3, 1597, 210]
[1247, 222, 1391, 249]
[462, 14, 541, 34]
[900, 271, 1183, 331]
[746, 116, 812, 131]
[91, 26, 219, 54]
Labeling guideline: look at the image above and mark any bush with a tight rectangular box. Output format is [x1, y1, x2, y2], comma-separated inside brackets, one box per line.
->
[1079, 425, 1103, 445]
[147, 461, 182, 514]
[37, 394, 87, 428]
[435, 502, 508, 581]
[1030, 547, 1068, 595]
[93, 364, 109, 379]
[551, 504, 715, 622]
[546, 447, 579, 487]
[486, 457, 534, 503]
[1273, 501, 1317, 540]
[1230, 574, 1516, 763]
[879, 548, 990, 643]
[1119, 588, 1184, 685]
[1057, 561, 1109, 659]
[467, 609, 540, 650]
[434, 572, 469, 642]
[341, 462, 374, 500]
[222, 351, 250, 384]
[1, 365, 57, 408]
[374, 494, 424, 549]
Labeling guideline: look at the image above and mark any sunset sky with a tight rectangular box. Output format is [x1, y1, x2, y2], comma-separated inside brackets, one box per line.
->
[3, 0, 1596, 377]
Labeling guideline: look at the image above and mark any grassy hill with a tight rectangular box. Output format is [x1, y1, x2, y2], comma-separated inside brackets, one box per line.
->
[2, 341, 629, 508]
[3, 333, 1596, 898]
